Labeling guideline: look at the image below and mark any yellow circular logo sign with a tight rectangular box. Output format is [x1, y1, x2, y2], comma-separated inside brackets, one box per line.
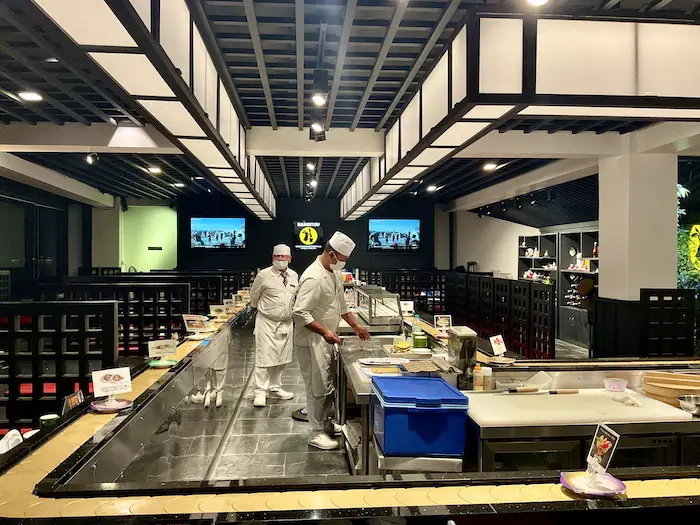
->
[689, 224, 700, 271]
[299, 226, 318, 246]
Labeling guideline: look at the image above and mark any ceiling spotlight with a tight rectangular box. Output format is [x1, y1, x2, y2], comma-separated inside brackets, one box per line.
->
[501, 201, 507, 212]
[45, 57, 59, 63]
[306, 162, 315, 171]
[486, 206, 491, 216]
[207, 188, 212, 193]
[312, 69, 329, 107]
[85, 153, 99, 165]
[426, 185, 438, 193]
[515, 198, 523, 209]
[529, 193, 536, 206]
[477, 209, 484, 218]
[18, 91, 42, 102]
[310, 180, 318, 188]
[311, 121, 324, 133]
[483, 162, 498, 172]
[528, 0, 549, 5]
[172, 182, 185, 188]
[147, 166, 162, 174]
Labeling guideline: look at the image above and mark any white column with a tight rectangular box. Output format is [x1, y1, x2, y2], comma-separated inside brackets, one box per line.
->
[598, 152, 677, 301]
[92, 198, 123, 269]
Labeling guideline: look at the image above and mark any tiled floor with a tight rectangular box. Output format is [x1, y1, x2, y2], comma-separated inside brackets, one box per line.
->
[118, 326, 348, 483]
[555, 339, 589, 359]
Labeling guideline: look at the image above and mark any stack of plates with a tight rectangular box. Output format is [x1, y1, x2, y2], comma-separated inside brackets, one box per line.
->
[642, 371, 700, 407]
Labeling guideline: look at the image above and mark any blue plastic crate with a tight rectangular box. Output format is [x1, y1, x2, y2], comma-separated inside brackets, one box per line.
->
[371, 376, 468, 457]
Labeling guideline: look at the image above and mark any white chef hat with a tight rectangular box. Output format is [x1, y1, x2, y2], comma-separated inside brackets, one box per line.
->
[273, 244, 291, 256]
[328, 231, 356, 257]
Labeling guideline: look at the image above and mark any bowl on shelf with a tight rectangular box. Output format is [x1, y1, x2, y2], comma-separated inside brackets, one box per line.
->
[678, 395, 700, 415]
[603, 377, 628, 392]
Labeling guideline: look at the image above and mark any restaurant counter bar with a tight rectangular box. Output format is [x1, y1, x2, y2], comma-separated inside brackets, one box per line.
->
[2, 308, 700, 522]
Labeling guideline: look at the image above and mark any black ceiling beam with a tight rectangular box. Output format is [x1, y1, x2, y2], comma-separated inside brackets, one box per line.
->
[572, 120, 603, 134]
[311, 157, 323, 201]
[425, 159, 484, 191]
[98, 156, 177, 200]
[547, 120, 573, 134]
[122, 156, 188, 195]
[296, 0, 305, 130]
[0, 85, 63, 125]
[444, 159, 547, 198]
[375, 0, 461, 131]
[523, 119, 551, 133]
[279, 156, 291, 197]
[186, 0, 250, 130]
[498, 119, 524, 133]
[0, 39, 114, 124]
[337, 157, 365, 198]
[242, 0, 277, 129]
[0, 104, 35, 124]
[644, 0, 674, 11]
[350, 2, 408, 131]
[257, 156, 278, 199]
[596, 121, 632, 134]
[0, 1, 141, 125]
[325, 158, 343, 198]
[148, 155, 210, 194]
[327, 0, 357, 128]
[177, 155, 229, 197]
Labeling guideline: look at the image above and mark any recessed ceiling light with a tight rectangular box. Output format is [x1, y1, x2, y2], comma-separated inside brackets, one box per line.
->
[483, 162, 498, 172]
[172, 183, 185, 188]
[306, 162, 315, 171]
[311, 122, 324, 133]
[18, 91, 42, 102]
[45, 57, 59, 63]
[147, 166, 162, 174]
[528, 0, 549, 5]
[312, 94, 327, 107]
[85, 153, 98, 165]
[426, 185, 438, 193]
[310, 180, 318, 188]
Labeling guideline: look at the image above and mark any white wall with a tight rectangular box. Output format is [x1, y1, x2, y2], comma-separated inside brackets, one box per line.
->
[67, 204, 82, 276]
[434, 205, 450, 270]
[453, 211, 539, 277]
[122, 203, 177, 272]
[92, 199, 122, 268]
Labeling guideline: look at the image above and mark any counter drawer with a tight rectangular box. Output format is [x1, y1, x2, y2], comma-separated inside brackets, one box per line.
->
[481, 439, 582, 472]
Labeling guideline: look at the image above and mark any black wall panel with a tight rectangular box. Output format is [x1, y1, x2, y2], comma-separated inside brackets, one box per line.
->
[177, 197, 435, 272]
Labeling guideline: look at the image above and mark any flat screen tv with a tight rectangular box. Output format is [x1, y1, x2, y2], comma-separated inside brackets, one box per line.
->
[190, 217, 246, 249]
[368, 218, 420, 252]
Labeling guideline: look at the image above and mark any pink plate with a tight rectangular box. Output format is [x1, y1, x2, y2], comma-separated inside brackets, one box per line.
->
[560, 471, 626, 497]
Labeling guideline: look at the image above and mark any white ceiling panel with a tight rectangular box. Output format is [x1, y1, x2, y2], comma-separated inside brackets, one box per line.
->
[137, 99, 205, 137]
[180, 139, 229, 168]
[90, 53, 174, 97]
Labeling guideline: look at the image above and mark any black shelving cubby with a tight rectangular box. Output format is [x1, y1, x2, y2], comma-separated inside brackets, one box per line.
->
[640, 288, 695, 357]
[0, 301, 118, 434]
[478, 276, 494, 337]
[510, 280, 531, 357]
[37, 283, 189, 358]
[466, 275, 480, 334]
[493, 278, 511, 344]
[530, 282, 556, 359]
[0, 271, 9, 301]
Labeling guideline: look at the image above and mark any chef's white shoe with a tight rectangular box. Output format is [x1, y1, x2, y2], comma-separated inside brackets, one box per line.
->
[309, 433, 339, 450]
[216, 390, 223, 408]
[190, 392, 205, 404]
[268, 388, 295, 400]
[332, 422, 343, 436]
[204, 391, 211, 408]
[253, 393, 267, 407]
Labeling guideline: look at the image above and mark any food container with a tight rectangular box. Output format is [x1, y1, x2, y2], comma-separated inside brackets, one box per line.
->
[678, 395, 700, 415]
[413, 334, 428, 348]
[604, 377, 628, 392]
[371, 376, 468, 457]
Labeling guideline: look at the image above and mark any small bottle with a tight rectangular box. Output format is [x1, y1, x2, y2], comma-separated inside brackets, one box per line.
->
[482, 366, 493, 390]
[412, 313, 422, 335]
[473, 363, 484, 391]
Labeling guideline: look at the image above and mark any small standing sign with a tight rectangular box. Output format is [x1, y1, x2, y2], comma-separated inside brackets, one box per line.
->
[489, 334, 508, 356]
[92, 367, 132, 398]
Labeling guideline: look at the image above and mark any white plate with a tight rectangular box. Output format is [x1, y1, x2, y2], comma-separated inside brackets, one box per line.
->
[489, 356, 516, 365]
[359, 357, 409, 366]
[187, 334, 208, 341]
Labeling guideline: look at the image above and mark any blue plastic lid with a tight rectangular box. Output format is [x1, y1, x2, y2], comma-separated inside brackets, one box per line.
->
[372, 376, 467, 408]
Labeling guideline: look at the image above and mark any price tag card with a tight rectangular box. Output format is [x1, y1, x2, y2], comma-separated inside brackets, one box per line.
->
[224, 298, 234, 306]
[400, 301, 415, 315]
[92, 367, 132, 398]
[183, 314, 207, 332]
[224, 304, 237, 315]
[587, 423, 620, 475]
[209, 305, 226, 317]
[489, 334, 508, 356]
[62, 390, 84, 415]
[148, 339, 177, 358]
[434, 314, 453, 332]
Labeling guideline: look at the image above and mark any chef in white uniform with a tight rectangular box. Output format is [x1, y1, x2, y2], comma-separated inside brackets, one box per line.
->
[250, 244, 299, 408]
[293, 231, 370, 450]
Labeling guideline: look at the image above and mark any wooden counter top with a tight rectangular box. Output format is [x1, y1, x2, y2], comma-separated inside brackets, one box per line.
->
[2, 309, 700, 518]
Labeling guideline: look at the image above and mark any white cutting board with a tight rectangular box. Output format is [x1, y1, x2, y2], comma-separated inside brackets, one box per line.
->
[464, 388, 692, 427]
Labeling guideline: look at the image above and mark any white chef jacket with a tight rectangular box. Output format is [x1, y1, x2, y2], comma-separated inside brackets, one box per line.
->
[250, 265, 299, 367]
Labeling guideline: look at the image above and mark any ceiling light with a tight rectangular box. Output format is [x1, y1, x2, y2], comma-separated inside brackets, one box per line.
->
[45, 57, 59, 63]
[85, 153, 98, 165]
[306, 162, 315, 171]
[312, 69, 328, 107]
[427, 185, 438, 193]
[529, 193, 536, 206]
[147, 166, 162, 174]
[311, 121, 324, 133]
[501, 201, 507, 212]
[516, 198, 523, 209]
[483, 162, 498, 172]
[172, 183, 185, 188]
[310, 180, 318, 188]
[528, 0, 549, 5]
[18, 91, 42, 102]
[478, 209, 484, 218]
[486, 206, 491, 216]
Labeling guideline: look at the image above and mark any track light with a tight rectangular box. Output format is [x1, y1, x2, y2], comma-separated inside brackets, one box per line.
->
[516, 198, 523, 209]
[147, 166, 162, 174]
[310, 180, 318, 188]
[486, 206, 491, 216]
[172, 182, 185, 188]
[312, 69, 328, 107]
[45, 57, 59, 63]
[501, 201, 507, 212]
[311, 122, 323, 133]
[483, 162, 498, 172]
[85, 153, 99, 165]
[426, 185, 438, 193]
[18, 91, 42, 102]
[309, 108, 327, 142]
[306, 162, 315, 171]
[478, 209, 484, 218]
[529, 193, 536, 206]
[546, 190, 554, 202]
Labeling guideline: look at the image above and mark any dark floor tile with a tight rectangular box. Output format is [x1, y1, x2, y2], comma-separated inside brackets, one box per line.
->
[170, 455, 212, 480]
[214, 452, 285, 478]
[290, 418, 312, 434]
[256, 433, 334, 454]
[187, 434, 224, 456]
[278, 383, 306, 394]
[230, 418, 292, 435]
[284, 452, 349, 476]
[237, 405, 271, 419]
[269, 404, 306, 419]
[220, 435, 260, 455]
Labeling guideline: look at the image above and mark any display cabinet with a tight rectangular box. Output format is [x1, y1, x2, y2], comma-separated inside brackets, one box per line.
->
[355, 287, 403, 326]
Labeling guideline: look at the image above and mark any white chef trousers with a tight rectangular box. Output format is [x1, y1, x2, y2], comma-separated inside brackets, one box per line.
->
[296, 344, 334, 435]
[254, 364, 286, 396]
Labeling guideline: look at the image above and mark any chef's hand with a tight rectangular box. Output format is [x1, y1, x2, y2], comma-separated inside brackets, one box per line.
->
[323, 329, 342, 345]
[354, 325, 370, 341]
